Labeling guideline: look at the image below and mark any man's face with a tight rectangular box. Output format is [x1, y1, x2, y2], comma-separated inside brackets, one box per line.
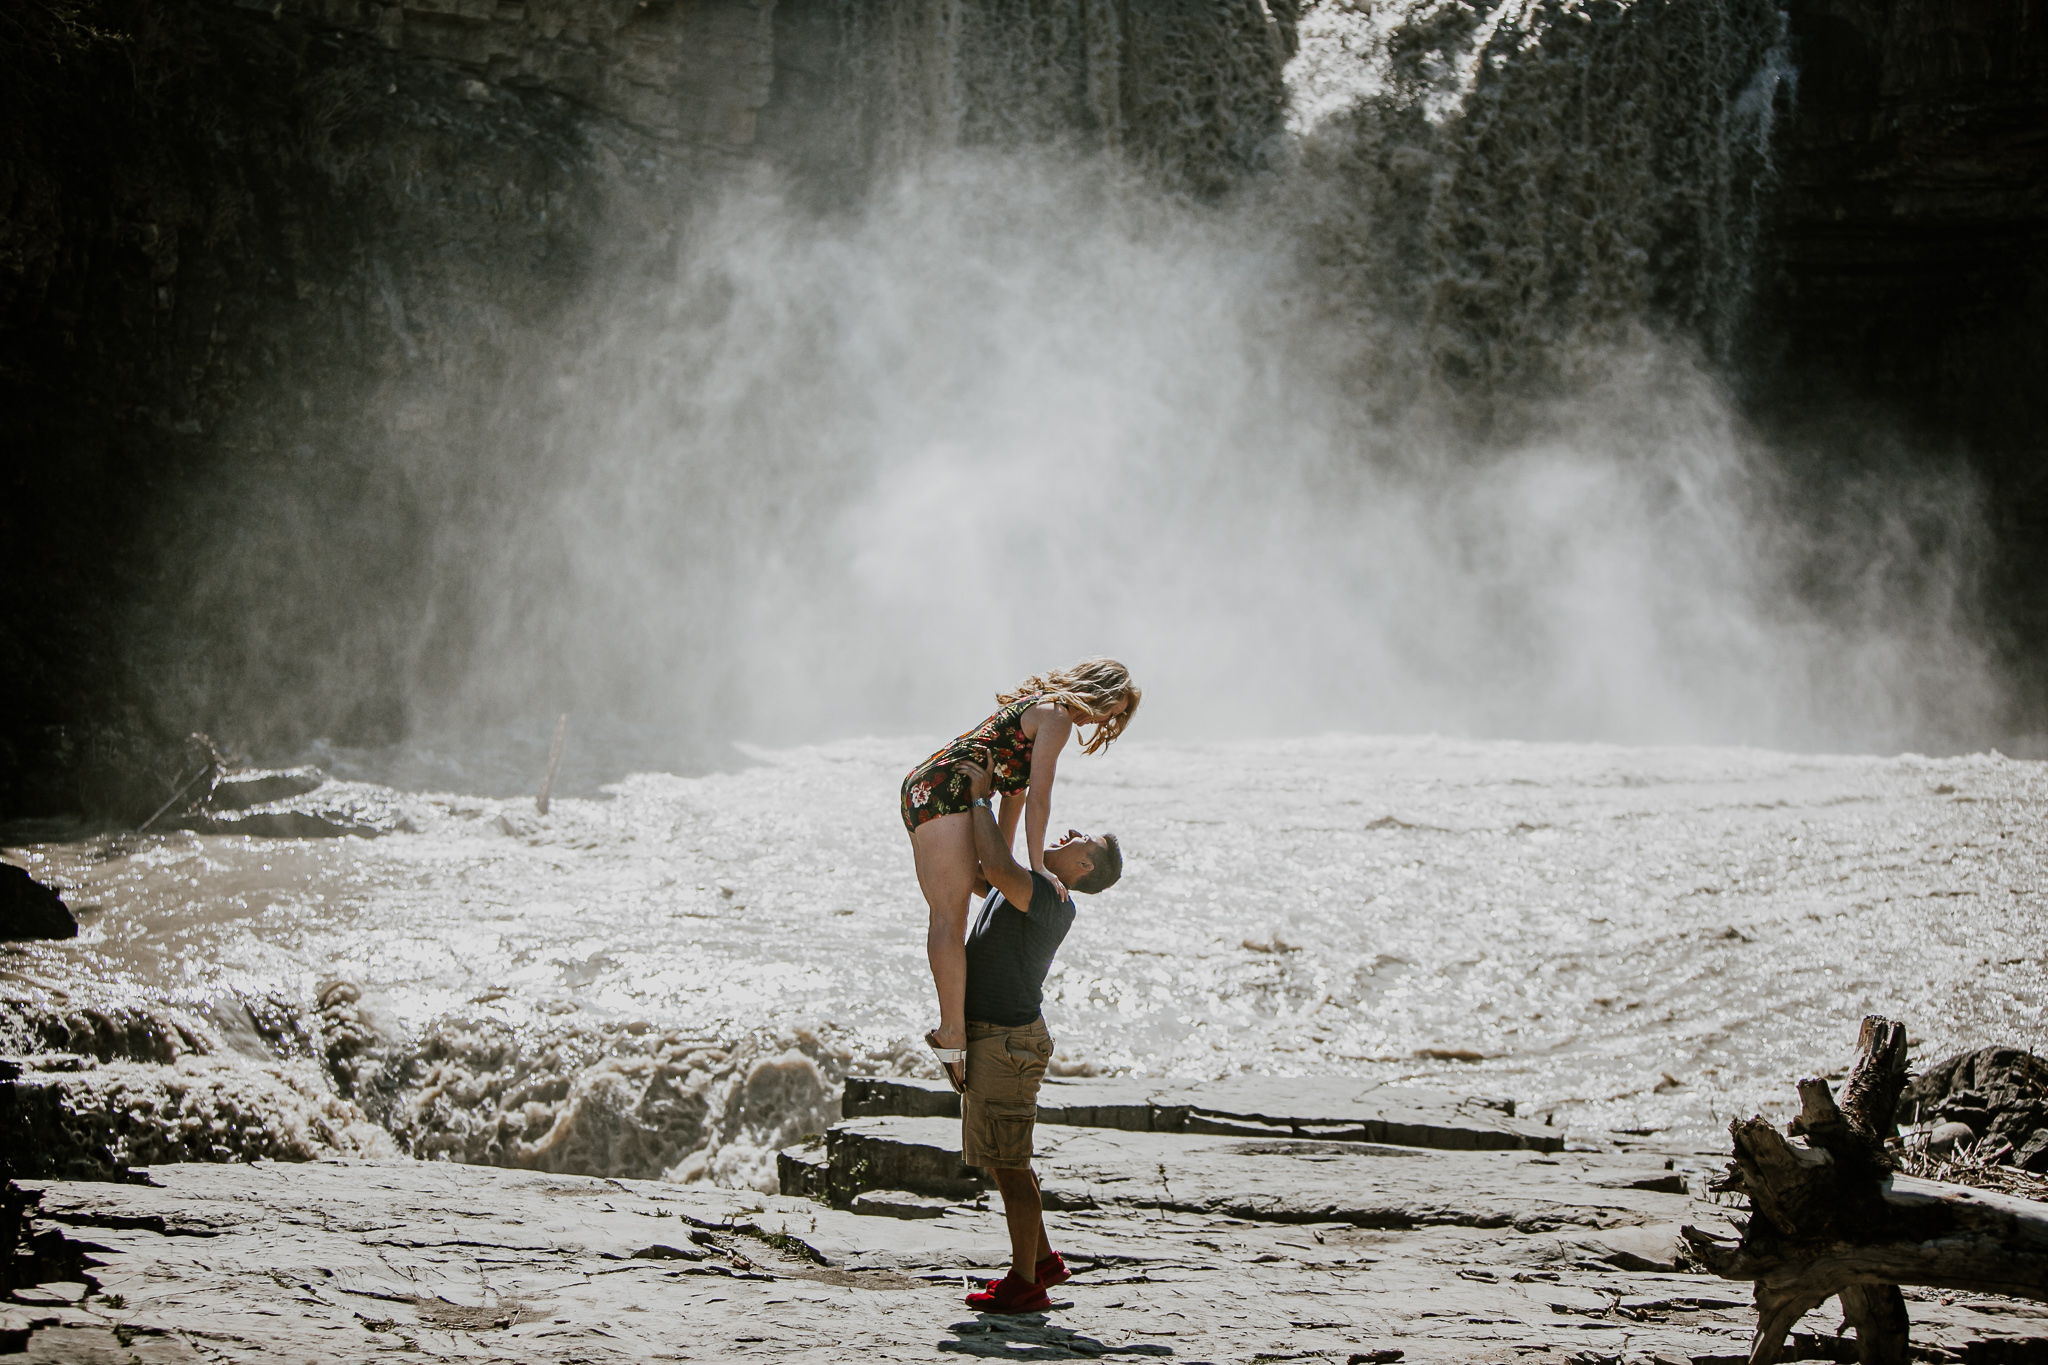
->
[1046, 829, 1109, 881]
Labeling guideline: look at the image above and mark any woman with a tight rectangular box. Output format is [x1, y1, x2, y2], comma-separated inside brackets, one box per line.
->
[900, 658, 1140, 1090]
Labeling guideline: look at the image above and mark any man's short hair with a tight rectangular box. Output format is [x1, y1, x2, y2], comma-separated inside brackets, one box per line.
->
[1071, 833, 1122, 895]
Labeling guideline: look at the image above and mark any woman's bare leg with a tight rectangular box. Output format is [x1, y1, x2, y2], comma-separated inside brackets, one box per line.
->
[911, 812, 979, 1050]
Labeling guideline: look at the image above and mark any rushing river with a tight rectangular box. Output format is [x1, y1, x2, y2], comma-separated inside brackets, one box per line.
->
[5, 735, 2043, 1189]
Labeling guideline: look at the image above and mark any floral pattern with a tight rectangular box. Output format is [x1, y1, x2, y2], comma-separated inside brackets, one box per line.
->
[899, 697, 1039, 834]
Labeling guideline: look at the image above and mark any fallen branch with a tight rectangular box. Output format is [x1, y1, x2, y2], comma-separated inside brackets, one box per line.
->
[137, 743, 223, 832]
[1681, 1016, 2048, 1365]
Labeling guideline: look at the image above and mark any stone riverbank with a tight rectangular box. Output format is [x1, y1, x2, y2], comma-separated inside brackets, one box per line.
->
[7, 1080, 2048, 1363]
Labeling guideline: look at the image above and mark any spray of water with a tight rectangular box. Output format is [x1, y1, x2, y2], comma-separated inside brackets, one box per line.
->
[144, 0, 1999, 766]
[8, 0, 2018, 1197]
[406, 165, 1990, 757]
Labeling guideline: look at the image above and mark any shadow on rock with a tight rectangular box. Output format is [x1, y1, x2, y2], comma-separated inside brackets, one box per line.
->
[941, 1314, 1174, 1359]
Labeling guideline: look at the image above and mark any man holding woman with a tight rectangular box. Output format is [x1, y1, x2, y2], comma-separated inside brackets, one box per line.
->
[898, 657, 1139, 1312]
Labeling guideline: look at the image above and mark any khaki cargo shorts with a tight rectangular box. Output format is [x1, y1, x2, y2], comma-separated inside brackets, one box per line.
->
[961, 1016, 1052, 1170]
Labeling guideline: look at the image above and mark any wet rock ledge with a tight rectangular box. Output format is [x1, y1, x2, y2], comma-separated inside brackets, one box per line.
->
[8, 1082, 2048, 1363]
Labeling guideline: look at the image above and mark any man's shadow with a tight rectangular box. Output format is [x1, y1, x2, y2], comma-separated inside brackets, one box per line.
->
[939, 1312, 1175, 1360]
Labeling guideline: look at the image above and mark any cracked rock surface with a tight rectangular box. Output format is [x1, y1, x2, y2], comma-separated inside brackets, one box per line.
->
[9, 1155, 2048, 1363]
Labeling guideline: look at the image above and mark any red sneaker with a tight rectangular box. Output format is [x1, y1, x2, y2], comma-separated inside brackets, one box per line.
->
[978, 1254, 1069, 1293]
[966, 1272, 1052, 1314]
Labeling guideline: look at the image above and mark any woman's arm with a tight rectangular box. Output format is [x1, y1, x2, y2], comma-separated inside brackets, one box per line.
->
[1023, 705, 1073, 874]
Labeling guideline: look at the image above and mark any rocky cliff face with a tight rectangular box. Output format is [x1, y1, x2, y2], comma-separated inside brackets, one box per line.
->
[1, 0, 2041, 819]
[0, 0, 1297, 821]
[0, 0, 778, 817]
[1753, 0, 2048, 709]
[296, 0, 774, 149]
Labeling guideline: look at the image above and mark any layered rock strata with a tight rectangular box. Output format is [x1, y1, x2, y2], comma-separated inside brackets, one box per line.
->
[8, 1146, 2047, 1361]
[842, 1074, 1561, 1149]
[797, 1079, 1582, 1218]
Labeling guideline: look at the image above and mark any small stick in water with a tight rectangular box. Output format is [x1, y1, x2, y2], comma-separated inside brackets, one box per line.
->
[138, 763, 217, 833]
[536, 713, 569, 815]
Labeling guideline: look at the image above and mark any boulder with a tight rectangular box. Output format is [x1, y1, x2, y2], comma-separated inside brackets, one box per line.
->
[169, 779, 413, 839]
[1899, 1046, 2048, 1165]
[208, 767, 325, 810]
[2017, 1129, 2048, 1175]
[0, 864, 77, 940]
[1925, 1120, 1978, 1154]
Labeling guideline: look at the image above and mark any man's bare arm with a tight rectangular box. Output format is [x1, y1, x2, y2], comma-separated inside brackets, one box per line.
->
[996, 788, 1024, 857]
[962, 762, 1037, 910]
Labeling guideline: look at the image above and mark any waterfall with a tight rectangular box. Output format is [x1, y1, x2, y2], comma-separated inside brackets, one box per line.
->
[140, 0, 1998, 767]
[770, 0, 1793, 396]
[1288, 0, 1794, 408]
[767, 0, 1291, 194]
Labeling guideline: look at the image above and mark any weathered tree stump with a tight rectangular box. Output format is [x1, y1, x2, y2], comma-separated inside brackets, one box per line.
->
[1682, 1017, 2048, 1365]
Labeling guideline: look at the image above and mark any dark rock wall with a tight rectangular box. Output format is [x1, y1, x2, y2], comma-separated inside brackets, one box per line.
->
[290, 0, 774, 146]
[1, 0, 1295, 823]
[0, 0, 768, 820]
[1752, 0, 2048, 719]
[3, 0, 300, 819]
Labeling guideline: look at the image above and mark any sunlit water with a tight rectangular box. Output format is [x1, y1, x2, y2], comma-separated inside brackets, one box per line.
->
[5, 736, 2044, 1187]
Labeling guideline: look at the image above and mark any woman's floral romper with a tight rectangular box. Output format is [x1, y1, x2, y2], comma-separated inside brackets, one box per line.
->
[900, 696, 1042, 834]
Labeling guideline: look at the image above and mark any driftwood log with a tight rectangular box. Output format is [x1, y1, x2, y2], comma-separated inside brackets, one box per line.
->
[1682, 1017, 2048, 1365]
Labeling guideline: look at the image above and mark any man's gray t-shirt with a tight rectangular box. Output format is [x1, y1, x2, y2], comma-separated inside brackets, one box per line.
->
[962, 872, 1075, 1027]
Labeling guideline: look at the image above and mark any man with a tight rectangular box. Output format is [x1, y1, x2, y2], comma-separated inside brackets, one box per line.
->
[955, 758, 1123, 1314]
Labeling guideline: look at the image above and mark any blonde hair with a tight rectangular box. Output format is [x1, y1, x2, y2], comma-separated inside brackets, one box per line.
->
[998, 657, 1141, 755]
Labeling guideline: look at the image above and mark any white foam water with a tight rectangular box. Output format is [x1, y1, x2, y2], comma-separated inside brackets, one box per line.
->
[6, 736, 2044, 1188]
[1, 5, 2025, 1195]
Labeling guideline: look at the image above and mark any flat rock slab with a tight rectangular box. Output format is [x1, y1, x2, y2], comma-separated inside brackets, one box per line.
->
[844, 1074, 1561, 1151]
[851, 1189, 955, 1220]
[824, 1117, 1688, 1231]
[12, 1157, 2048, 1363]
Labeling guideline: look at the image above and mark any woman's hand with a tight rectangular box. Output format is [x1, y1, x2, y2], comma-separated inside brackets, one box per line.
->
[1027, 826, 1066, 899]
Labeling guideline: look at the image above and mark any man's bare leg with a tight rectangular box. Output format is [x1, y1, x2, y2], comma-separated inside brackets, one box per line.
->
[989, 1166, 1052, 1283]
